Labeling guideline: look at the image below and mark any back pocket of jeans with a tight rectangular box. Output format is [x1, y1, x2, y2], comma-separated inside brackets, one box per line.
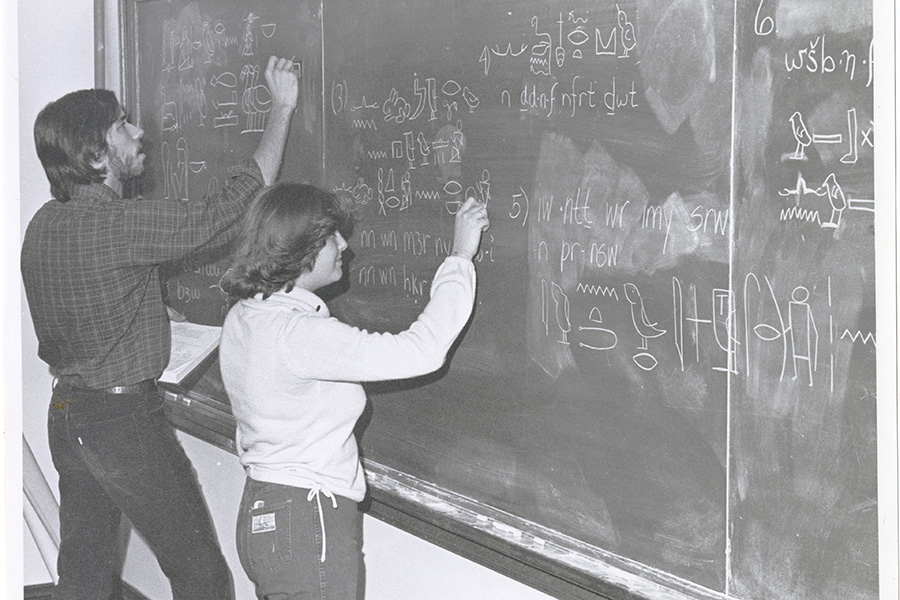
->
[246, 498, 293, 573]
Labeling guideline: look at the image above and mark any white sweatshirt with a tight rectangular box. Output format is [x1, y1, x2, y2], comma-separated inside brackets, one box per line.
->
[219, 256, 476, 502]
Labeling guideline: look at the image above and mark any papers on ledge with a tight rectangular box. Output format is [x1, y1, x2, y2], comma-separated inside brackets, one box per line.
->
[159, 321, 221, 384]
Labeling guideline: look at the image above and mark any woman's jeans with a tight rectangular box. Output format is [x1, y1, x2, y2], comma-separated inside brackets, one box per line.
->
[237, 478, 362, 600]
[47, 383, 232, 600]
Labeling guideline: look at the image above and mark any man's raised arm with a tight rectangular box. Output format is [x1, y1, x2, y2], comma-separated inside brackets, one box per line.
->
[253, 56, 300, 185]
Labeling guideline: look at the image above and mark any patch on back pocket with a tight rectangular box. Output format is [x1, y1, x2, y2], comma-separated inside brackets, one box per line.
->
[251, 512, 277, 534]
[245, 498, 293, 573]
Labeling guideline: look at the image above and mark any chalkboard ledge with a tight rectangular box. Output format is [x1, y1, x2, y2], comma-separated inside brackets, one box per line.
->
[363, 461, 727, 600]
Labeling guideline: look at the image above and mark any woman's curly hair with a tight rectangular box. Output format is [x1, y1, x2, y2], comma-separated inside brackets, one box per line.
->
[222, 183, 354, 299]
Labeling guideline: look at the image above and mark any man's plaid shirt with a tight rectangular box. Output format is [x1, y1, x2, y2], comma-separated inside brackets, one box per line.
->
[21, 160, 264, 389]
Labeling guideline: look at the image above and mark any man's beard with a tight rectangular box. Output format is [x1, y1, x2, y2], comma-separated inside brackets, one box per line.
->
[108, 146, 144, 181]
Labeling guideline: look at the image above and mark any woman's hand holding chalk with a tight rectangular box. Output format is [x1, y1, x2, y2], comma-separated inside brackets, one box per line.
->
[451, 197, 490, 261]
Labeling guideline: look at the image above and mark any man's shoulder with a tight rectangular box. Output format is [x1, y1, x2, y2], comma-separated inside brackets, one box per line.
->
[30, 184, 120, 213]
[22, 185, 126, 252]
[23, 198, 61, 236]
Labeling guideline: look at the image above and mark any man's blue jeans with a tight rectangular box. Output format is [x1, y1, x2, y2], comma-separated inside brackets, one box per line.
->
[47, 383, 232, 600]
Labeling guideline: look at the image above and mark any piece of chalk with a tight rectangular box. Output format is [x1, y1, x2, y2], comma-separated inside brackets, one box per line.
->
[492, 521, 520, 537]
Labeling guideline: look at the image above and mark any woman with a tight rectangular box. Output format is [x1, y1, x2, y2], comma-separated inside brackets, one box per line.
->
[219, 182, 489, 599]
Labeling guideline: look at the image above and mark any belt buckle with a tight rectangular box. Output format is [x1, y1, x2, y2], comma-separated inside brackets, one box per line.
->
[107, 379, 156, 394]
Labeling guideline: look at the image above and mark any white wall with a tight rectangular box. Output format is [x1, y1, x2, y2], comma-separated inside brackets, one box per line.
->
[9, 1, 553, 598]
[16, 0, 91, 524]
[13, 0, 93, 589]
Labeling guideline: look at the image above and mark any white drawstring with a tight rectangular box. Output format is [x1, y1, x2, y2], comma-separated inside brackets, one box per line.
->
[306, 485, 338, 562]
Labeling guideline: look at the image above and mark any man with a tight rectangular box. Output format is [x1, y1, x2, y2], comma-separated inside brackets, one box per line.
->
[21, 56, 298, 600]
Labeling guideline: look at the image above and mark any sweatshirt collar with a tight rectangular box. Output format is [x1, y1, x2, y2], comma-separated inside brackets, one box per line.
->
[253, 286, 330, 317]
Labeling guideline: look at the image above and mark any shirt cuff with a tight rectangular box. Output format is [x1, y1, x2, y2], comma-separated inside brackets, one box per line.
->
[431, 255, 476, 294]
[443, 254, 474, 267]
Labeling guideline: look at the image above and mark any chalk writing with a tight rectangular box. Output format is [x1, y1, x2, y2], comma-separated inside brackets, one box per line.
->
[779, 171, 874, 228]
[481, 7, 639, 78]
[331, 77, 480, 125]
[783, 35, 872, 86]
[754, 0, 775, 36]
[783, 108, 872, 164]
[151, 5, 302, 207]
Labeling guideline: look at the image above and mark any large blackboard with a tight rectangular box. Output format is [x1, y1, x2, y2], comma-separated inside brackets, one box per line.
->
[124, 0, 879, 598]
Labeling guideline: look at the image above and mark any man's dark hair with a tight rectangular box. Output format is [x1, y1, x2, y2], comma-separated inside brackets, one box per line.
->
[222, 183, 355, 300]
[33, 89, 120, 203]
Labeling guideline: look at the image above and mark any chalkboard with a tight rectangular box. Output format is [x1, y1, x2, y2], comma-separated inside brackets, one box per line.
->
[321, 0, 733, 592]
[731, 2, 877, 598]
[123, 0, 879, 598]
[122, 0, 324, 325]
